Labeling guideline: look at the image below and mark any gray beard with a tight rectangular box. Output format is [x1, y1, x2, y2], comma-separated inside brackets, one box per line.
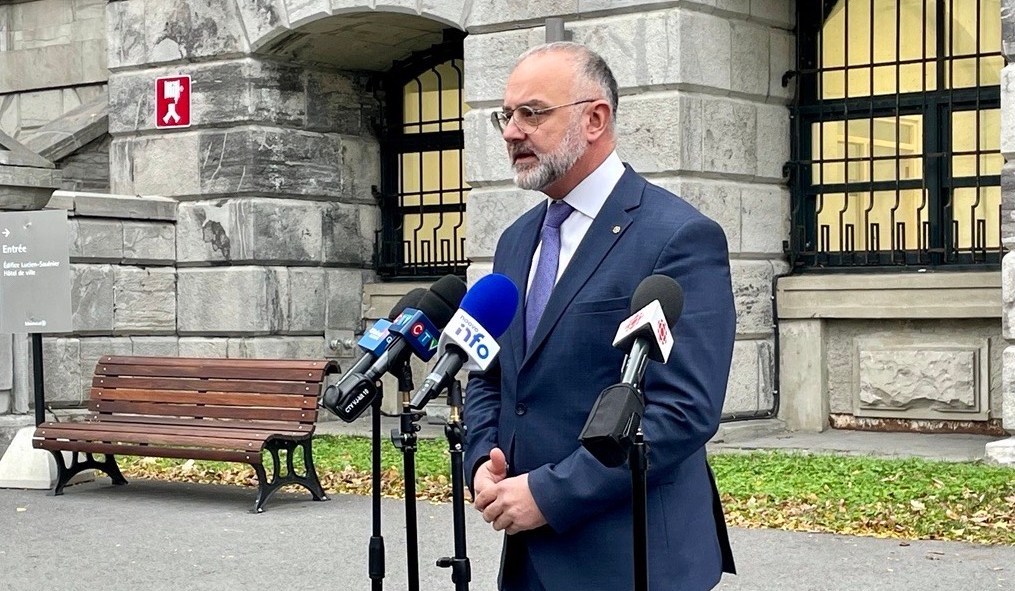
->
[513, 124, 587, 192]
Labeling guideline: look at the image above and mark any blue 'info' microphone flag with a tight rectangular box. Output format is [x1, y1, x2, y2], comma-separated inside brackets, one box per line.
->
[410, 273, 518, 410]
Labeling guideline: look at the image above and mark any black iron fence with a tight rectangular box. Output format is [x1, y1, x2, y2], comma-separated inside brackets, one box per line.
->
[375, 33, 470, 279]
[788, 0, 1004, 270]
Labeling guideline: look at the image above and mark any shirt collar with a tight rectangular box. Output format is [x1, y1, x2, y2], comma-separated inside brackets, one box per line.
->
[551, 151, 625, 220]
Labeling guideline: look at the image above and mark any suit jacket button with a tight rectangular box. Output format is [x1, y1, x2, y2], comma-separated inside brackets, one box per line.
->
[515, 403, 527, 416]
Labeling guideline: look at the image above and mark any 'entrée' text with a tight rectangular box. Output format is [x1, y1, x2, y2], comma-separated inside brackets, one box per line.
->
[2, 244, 27, 254]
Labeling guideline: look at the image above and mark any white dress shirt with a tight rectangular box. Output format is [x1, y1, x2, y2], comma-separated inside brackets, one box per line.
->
[526, 151, 626, 296]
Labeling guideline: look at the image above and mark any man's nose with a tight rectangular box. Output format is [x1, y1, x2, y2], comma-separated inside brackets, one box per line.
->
[501, 117, 526, 141]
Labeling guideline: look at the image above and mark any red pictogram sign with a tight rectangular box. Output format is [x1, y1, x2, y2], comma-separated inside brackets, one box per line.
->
[155, 75, 191, 128]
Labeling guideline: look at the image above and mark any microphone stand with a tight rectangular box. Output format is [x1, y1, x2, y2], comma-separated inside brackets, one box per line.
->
[630, 425, 649, 591]
[621, 346, 650, 591]
[390, 359, 422, 591]
[369, 380, 386, 591]
[436, 379, 471, 591]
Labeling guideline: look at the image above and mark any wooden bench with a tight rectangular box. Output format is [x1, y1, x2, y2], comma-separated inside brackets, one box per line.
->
[32, 355, 340, 512]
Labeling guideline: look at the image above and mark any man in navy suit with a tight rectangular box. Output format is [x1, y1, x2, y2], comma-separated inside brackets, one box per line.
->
[464, 42, 737, 591]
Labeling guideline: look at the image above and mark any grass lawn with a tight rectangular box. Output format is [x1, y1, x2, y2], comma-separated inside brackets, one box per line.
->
[119, 435, 1015, 545]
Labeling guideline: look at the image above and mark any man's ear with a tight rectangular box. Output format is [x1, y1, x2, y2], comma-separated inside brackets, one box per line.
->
[586, 101, 612, 142]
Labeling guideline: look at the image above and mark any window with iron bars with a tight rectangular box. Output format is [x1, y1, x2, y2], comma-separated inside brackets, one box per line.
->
[374, 32, 470, 279]
[788, 0, 1004, 270]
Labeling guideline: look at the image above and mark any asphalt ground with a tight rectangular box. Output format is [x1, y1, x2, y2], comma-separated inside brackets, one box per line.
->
[2, 478, 1013, 591]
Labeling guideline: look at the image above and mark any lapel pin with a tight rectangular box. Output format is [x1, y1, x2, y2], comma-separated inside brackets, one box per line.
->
[612, 225, 621, 234]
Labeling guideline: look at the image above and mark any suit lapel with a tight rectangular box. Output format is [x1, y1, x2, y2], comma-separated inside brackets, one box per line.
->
[522, 167, 645, 369]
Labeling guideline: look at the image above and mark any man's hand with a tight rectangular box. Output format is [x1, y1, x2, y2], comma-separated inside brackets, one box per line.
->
[475, 474, 547, 535]
[473, 447, 508, 499]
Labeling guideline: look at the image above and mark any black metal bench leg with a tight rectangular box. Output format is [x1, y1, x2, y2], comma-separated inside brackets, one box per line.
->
[253, 463, 271, 514]
[102, 454, 129, 486]
[49, 450, 70, 496]
[251, 438, 329, 513]
[49, 451, 128, 496]
[301, 439, 328, 502]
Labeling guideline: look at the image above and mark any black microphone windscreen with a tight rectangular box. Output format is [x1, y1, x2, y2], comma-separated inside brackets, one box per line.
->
[388, 288, 427, 321]
[429, 274, 467, 311]
[419, 275, 467, 328]
[630, 275, 684, 328]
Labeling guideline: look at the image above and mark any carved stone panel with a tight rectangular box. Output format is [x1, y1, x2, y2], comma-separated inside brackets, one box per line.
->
[854, 337, 989, 420]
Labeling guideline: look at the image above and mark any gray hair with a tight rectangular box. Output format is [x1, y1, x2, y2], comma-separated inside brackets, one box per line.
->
[516, 42, 619, 127]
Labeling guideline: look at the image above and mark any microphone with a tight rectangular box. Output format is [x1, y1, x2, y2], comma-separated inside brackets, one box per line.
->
[319, 288, 426, 418]
[613, 275, 683, 385]
[321, 275, 467, 422]
[579, 275, 684, 467]
[363, 274, 466, 382]
[409, 273, 519, 411]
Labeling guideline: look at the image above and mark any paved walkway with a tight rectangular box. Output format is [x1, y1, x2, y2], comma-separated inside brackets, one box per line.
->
[2, 419, 1012, 590]
[2, 481, 1012, 591]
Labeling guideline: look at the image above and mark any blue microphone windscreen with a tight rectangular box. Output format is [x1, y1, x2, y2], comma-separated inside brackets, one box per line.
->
[459, 273, 519, 338]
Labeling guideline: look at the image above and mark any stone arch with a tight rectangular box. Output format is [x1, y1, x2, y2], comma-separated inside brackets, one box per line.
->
[243, 0, 468, 67]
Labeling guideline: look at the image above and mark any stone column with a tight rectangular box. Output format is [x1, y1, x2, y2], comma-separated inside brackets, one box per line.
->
[779, 319, 828, 431]
[106, 1, 379, 363]
[989, 0, 1015, 463]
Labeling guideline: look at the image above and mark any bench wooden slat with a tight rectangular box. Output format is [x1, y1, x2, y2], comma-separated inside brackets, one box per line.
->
[35, 426, 264, 450]
[36, 420, 307, 441]
[91, 375, 318, 395]
[93, 388, 317, 409]
[96, 363, 328, 382]
[89, 400, 318, 423]
[34, 439, 258, 464]
[97, 414, 313, 433]
[99, 356, 335, 372]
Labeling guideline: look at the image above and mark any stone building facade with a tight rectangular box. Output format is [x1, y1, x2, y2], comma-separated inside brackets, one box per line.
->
[0, 0, 1012, 461]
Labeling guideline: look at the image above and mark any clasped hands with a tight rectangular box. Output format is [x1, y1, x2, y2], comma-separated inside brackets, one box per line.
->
[473, 447, 547, 535]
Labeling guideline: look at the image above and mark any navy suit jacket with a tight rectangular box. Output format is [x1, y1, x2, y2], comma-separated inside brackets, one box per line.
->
[465, 167, 736, 590]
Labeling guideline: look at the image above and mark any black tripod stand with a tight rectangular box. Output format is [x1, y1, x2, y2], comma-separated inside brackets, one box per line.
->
[630, 426, 649, 591]
[435, 380, 471, 590]
[367, 379, 386, 591]
[390, 360, 424, 591]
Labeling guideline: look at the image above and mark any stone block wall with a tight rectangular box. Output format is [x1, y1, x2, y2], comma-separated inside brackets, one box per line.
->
[104, 0, 385, 378]
[0, 0, 107, 139]
[463, 0, 794, 418]
[57, 136, 110, 192]
[29, 188, 360, 409]
[998, 0, 1015, 454]
[36, 192, 177, 407]
[778, 272, 1004, 433]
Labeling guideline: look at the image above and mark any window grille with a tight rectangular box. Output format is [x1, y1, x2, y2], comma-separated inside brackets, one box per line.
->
[375, 32, 470, 278]
[788, 0, 1004, 269]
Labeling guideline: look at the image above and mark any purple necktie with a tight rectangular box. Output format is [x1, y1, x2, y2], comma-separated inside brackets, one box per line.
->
[526, 200, 575, 346]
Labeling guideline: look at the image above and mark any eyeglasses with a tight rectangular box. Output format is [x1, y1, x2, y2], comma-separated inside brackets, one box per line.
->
[490, 99, 596, 133]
